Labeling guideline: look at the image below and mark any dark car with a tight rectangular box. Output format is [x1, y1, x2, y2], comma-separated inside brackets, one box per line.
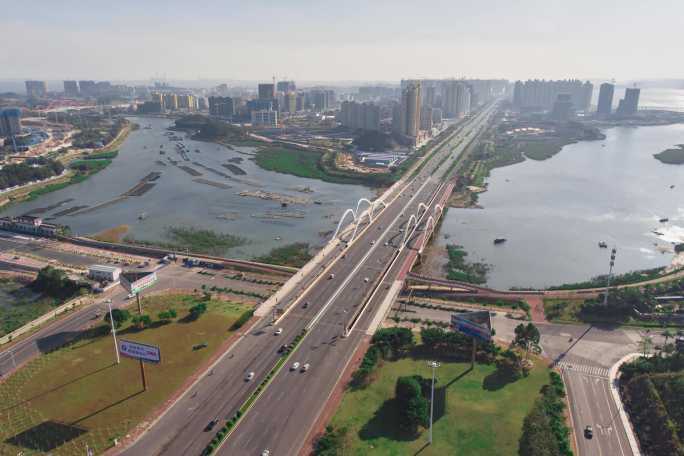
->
[277, 344, 288, 354]
[205, 419, 219, 432]
[584, 425, 593, 439]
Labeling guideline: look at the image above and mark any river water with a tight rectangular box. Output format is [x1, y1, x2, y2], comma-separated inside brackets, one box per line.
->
[2, 117, 372, 257]
[436, 123, 684, 290]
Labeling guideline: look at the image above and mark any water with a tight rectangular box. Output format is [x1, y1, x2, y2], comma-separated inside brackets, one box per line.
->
[437, 124, 684, 290]
[3, 117, 372, 257]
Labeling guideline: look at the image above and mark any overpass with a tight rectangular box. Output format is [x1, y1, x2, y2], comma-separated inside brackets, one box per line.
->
[115, 101, 499, 456]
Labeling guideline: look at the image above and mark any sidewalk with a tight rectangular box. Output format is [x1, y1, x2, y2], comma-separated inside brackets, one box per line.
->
[608, 353, 642, 456]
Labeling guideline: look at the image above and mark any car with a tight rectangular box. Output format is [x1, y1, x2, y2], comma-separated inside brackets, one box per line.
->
[302, 301, 309, 309]
[262, 451, 270, 456]
[291, 362, 300, 371]
[105, 298, 112, 304]
[329, 273, 335, 279]
[584, 425, 593, 439]
[274, 328, 283, 335]
[126, 293, 135, 300]
[12, 255, 20, 260]
[245, 372, 255, 381]
[301, 363, 310, 372]
[278, 344, 288, 354]
[204, 419, 219, 432]
[370, 240, 375, 245]
[383, 242, 389, 247]
[363, 277, 369, 283]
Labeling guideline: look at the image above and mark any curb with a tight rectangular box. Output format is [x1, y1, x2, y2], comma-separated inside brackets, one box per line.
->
[608, 353, 642, 456]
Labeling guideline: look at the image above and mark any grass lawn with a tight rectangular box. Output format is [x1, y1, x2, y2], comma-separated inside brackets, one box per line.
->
[254, 146, 332, 181]
[0, 277, 61, 337]
[0, 294, 250, 455]
[328, 356, 550, 455]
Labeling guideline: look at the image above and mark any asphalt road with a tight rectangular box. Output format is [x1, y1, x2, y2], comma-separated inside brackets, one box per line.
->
[120, 104, 498, 456]
[0, 263, 274, 377]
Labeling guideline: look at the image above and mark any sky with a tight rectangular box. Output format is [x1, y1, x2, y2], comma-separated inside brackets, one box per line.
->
[2, 0, 683, 83]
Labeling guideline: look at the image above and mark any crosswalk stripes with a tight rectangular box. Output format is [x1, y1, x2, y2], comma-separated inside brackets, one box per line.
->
[556, 361, 609, 378]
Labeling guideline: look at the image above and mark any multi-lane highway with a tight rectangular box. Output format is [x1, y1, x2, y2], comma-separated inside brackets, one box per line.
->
[118, 102, 498, 456]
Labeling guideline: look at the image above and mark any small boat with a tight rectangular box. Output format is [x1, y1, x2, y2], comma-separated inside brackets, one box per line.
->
[653, 230, 664, 236]
[274, 236, 282, 241]
[659, 218, 669, 223]
[159, 150, 165, 155]
[281, 202, 288, 208]
[138, 212, 147, 220]
[598, 241, 607, 248]
[670, 185, 675, 189]
[313, 201, 323, 205]
[493, 238, 506, 245]
[195, 149, 200, 153]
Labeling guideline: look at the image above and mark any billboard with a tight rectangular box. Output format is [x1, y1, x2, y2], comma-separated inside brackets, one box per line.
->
[118, 339, 161, 364]
[451, 311, 491, 342]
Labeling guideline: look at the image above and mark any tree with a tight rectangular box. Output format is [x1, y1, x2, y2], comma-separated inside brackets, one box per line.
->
[372, 327, 414, 357]
[131, 314, 152, 329]
[640, 335, 653, 357]
[395, 376, 429, 434]
[513, 323, 542, 363]
[188, 302, 208, 321]
[662, 328, 674, 356]
[496, 348, 524, 380]
[104, 308, 131, 329]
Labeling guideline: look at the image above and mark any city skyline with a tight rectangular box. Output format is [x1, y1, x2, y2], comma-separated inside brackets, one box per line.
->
[2, 0, 683, 82]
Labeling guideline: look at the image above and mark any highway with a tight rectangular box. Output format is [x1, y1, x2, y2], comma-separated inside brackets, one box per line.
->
[117, 102, 498, 456]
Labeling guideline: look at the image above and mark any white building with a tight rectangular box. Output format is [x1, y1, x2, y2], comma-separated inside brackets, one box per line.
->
[88, 264, 122, 282]
[251, 109, 278, 127]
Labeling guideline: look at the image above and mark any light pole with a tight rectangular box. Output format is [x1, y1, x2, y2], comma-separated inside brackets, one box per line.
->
[428, 361, 440, 445]
[107, 300, 120, 364]
[603, 247, 617, 306]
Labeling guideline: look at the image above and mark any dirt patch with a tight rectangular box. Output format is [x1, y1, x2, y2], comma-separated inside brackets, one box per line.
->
[92, 225, 130, 243]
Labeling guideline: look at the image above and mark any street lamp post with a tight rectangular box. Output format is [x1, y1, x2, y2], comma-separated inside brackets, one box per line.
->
[107, 300, 120, 364]
[603, 247, 617, 306]
[428, 361, 440, 445]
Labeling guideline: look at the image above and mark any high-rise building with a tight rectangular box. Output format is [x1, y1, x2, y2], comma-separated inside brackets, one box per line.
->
[398, 81, 421, 137]
[283, 92, 297, 114]
[420, 106, 433, 131]
[550, 94, 574, 121]
[338, 101, 380, 131]
[63, 81, 79, 97]
[162, 93, 178, 111]
[596, 83, 615, 117]
[442, 81, 470, 118]
[616, 88, 640, 116]
[0, 108, 22, 137]
[276, 81, 296, 93]
[432, 108, 443, 125]
[79, 80, 96, 97]
[177, 94, 196, 111]
[208, 96, 235, 117]
[25, 80, 47, 98]
[251, 109, 278, 127]
[512, 79, 593, 112]
[258, 83, 275, 100]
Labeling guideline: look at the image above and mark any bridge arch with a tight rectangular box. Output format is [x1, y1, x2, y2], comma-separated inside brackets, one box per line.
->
[417, 202, 429, 219]
[419, 216, 436, 254]
[332, 208, 357, 241]
[402, 214, 418, 247]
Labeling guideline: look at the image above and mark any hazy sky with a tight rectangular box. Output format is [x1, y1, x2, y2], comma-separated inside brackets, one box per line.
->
[3, 0, 683, 82]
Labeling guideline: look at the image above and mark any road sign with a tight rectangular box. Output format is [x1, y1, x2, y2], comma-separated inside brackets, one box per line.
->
[451, 311, 491, 342]
[118, 339, 161, 364]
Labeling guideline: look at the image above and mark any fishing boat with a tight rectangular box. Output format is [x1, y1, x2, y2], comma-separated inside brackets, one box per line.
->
[493, 238, 506, 245]
[598, 241, 607, 248]
[660, 218, 669, 223]
[138, 212, 147, 220]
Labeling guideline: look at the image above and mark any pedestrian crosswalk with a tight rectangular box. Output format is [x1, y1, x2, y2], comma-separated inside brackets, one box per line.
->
[556, 361, 609, 378]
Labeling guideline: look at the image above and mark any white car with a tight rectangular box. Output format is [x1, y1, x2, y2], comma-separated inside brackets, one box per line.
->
[245, 372, 255, 381]
[301, 363, 310, 372]
[363, 277, 370, 283]
[262, 451, 270, 456]
[274, 328, 283, 335]
[291, 362, 300, 371]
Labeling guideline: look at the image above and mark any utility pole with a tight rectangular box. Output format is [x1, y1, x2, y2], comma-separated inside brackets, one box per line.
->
[428, 361, 440, 445]
[107, 300, 120, 364]
[603, 247, 617, 306]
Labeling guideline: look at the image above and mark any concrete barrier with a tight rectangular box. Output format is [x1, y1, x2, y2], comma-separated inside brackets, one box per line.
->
[0, 295, 92, 346]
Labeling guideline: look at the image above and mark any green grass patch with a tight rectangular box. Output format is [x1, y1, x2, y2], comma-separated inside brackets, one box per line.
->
[125, 226, 249, 256]
[445, 244, 489, 284]
[0, 294, 250, 455]
[326, 357, 551, 455]
[256, 242, 312, 268]
[521, 140, 565, 161]
[0, 277, 62, 337]
[83, 150, 119, 160]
